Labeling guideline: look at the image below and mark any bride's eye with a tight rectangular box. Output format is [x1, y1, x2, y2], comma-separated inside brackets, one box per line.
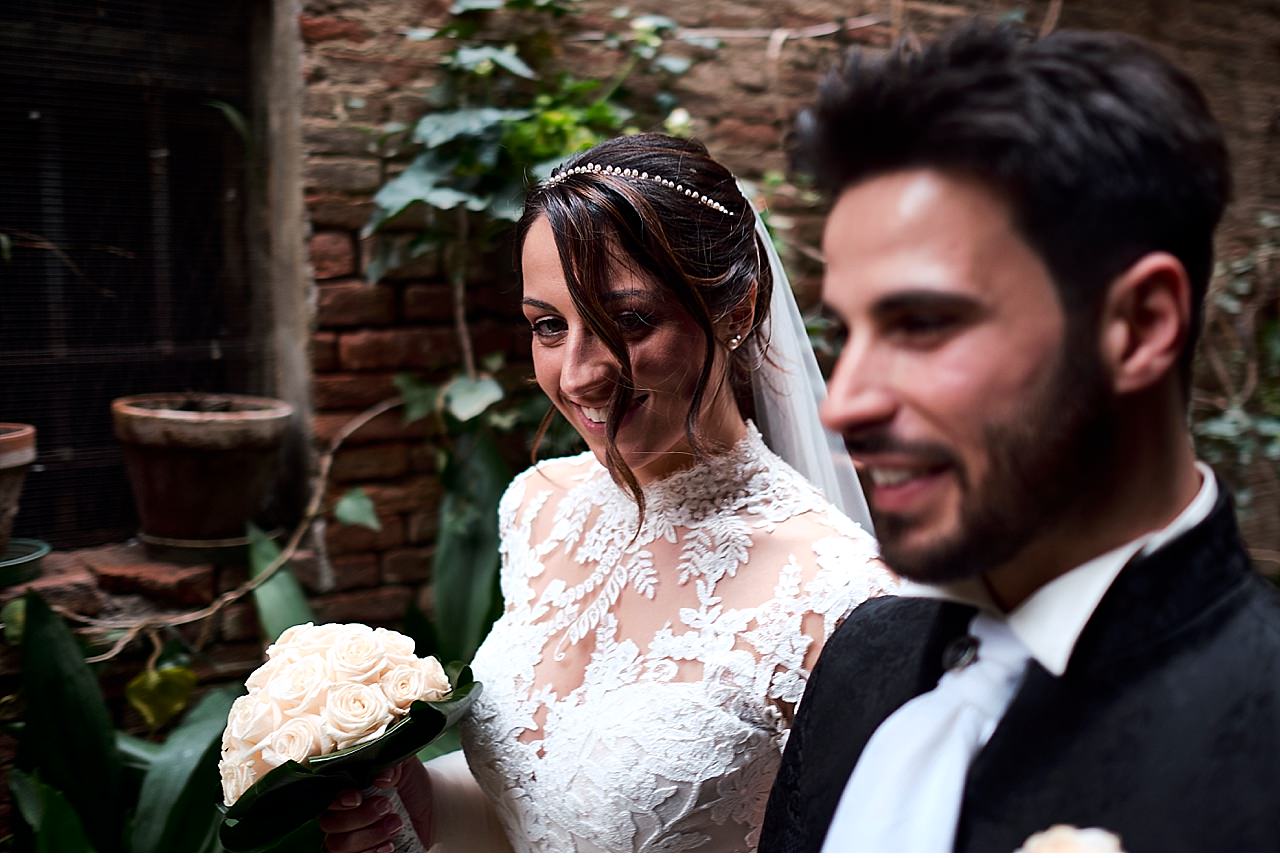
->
[616, 310, 656, 335]
[530, 316, 567, 340]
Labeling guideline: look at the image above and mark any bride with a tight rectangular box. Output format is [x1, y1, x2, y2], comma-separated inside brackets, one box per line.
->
[321, 133, 894, 852]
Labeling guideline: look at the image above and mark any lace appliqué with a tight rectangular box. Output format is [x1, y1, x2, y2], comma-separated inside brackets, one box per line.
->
[462, 423, 894, 852]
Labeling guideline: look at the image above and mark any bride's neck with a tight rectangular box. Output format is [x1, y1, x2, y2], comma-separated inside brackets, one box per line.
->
[631, 393, 748, 487]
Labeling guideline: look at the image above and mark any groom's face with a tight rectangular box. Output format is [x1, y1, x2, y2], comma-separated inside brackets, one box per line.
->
[819, 169, 1114, 584]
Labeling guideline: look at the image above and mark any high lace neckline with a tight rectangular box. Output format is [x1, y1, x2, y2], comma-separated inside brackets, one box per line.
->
[593, 419, 773, 513]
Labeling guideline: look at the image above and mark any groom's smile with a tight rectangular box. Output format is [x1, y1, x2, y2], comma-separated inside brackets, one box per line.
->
[818, 168, 1085, 586]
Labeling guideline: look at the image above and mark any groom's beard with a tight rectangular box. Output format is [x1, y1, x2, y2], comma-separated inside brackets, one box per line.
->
[861, 345, 1119, 585]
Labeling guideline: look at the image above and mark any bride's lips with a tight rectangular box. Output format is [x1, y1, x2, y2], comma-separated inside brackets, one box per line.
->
[573, 395, 648, 435]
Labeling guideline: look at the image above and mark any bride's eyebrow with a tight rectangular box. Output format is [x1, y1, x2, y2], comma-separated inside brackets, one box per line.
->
[522, 298, 559, 313]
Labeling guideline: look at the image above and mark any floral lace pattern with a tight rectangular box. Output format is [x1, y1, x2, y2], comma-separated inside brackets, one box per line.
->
[461, 423, 892, 851]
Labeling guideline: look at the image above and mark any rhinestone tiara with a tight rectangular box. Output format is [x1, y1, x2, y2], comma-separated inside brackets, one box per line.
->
[540, 162, 735, 216]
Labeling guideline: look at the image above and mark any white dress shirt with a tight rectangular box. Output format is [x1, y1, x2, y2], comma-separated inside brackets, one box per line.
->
[822, 463, 1218, 852]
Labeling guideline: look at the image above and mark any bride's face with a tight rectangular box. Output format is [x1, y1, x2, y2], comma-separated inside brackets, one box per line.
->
[521, 216, 739, 483]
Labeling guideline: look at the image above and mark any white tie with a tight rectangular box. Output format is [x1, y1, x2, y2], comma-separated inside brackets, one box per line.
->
[822, 614, 1031, 852]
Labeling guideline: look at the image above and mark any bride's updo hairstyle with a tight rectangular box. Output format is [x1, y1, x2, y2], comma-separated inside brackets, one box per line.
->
[516, 133, 774, 515]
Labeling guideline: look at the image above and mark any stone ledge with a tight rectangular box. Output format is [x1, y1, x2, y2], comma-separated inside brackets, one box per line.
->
[80, 544, 215, 607]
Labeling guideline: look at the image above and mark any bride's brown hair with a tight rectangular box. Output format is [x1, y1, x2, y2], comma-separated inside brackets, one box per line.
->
[516, 133, 774, 519]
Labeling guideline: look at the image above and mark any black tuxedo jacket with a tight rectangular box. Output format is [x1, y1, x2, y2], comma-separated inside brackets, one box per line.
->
[760, 489, 1280, 852]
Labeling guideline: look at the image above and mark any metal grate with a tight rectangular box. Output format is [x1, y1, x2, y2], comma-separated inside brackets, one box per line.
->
[0, 0, 259, 548]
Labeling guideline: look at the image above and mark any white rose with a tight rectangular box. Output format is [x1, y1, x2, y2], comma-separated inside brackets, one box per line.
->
[225, 692, 284, 747]
[261, 714, 334, 768]
[265, 654, 331, 718]
[418, 656, 451, 700]
[374, 627, 417, 659]
[267, 622, 344, 662]
[1020, 825, 1124, 852]
[323, 682, 394, 750]
[244, 659, 282, 692]
[326, 624, 389, 683]
[219, 757, 258, 806]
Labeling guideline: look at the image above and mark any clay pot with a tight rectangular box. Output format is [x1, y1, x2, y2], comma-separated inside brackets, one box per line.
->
[0, 424, 36, 556]
[111, 394, 294, 543]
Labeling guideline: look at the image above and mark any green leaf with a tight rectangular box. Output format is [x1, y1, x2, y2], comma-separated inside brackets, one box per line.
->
[1, 599, 24, 645]
[132, 685, 239, 852]
[653, 54, 692, 75]
[117, 732, 165, 773]
[395, 373, 441, 423]
[335, 487, 382, 532]
[0, 233, 11, 264]
[412, 108, 532, 148]
[453, 46, 538, 80]
[631, 13, 677, 33]
[125, 665, 199, 730]
[10, 769, 95, 852]
[442, 374, 504, 422]
[18, 593, 123, 849]
[220, 676, 482, 851]
[450, 0, 502, 12]
[247, 525, 316, 644]
[432, 429, 510, 663]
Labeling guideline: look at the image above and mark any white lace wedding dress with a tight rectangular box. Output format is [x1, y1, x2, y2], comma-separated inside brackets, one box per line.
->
[430, 423, 892, 852]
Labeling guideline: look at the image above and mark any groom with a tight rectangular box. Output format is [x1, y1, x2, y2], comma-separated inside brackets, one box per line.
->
[760, 22, 1280, 852]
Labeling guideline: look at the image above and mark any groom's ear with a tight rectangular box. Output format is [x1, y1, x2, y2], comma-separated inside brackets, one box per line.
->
[1096, 251, 1192, 395]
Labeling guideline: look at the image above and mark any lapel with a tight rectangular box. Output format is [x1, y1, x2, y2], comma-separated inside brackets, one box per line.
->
[955, 487, 1258, 851]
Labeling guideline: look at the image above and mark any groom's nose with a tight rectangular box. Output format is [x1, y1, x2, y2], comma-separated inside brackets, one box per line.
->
[821, 343, 897, 441]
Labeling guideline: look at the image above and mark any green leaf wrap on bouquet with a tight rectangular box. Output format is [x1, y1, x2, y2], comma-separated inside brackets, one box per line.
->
[218, 669, 480, 851]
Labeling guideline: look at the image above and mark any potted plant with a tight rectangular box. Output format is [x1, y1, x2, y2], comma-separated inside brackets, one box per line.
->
[111, 394, 294, 549]
[0, 423, 48, 584]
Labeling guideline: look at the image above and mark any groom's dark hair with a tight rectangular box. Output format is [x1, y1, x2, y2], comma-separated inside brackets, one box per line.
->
[792, 22, 1230, 389]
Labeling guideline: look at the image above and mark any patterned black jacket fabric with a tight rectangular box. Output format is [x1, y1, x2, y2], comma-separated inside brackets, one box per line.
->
[759, 488, 1280, 852]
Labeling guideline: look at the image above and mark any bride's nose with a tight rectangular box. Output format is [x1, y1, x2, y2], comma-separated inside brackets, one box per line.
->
[560, 328, 617, 401]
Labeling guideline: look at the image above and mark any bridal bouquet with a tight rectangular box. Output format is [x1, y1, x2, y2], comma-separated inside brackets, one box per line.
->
[217, 622, 480, 851]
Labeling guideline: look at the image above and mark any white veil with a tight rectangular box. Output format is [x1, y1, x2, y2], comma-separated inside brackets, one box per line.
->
[741, 187, 875, 534]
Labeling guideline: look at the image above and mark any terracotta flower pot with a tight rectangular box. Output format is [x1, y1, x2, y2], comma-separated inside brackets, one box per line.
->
[111, 394, 294, 543]
[0, 424, 36, 556]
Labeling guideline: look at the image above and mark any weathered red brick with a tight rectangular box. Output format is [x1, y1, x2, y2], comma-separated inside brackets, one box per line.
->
[337, 327, 459, 371]
[332, 443, 411, 482]
[299, 16, 373, 44]
[305, 157, 382, 196]
[324, 513, 406, 554]
[406, 509, 439, 545]
[313, 372, 400, 410]
[402, 282, 454, 322]
[312, 410, 431, 446]
[304, 121, 377, 157]
[81, 544, 214, 607]
[293, 551, 378, 593]
[219, 602, 261, 642]
[382, 547, 432, 584]
[471, 320, 531, 363]
[362, 475, 442, 516]
[0, 569, 104, 617]
[407, 441, 443, 474]
[310, 231, 357, 279]
[307, 193, 376, 231]
[311, 585, 414, 625]
[312, 331, 340, 372]
[317, 279, 396, 327]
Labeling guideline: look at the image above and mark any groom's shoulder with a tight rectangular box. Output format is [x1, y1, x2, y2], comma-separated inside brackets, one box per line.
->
[816, 595, 941, 674]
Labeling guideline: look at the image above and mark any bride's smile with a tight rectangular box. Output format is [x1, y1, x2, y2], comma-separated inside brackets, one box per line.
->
[520, 215, 746, 486]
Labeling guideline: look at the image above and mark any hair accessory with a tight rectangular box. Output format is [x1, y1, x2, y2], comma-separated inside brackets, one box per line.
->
[541, 162, 735, 216]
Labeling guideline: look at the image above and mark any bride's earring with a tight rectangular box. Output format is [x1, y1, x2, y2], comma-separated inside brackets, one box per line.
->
[728, 334, 743, 351]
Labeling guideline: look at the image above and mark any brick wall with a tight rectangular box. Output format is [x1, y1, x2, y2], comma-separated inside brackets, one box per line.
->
[297, 0, 1280, 583]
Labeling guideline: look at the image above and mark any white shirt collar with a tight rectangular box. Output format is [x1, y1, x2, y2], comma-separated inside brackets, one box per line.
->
[899, 462, 1219, 676]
